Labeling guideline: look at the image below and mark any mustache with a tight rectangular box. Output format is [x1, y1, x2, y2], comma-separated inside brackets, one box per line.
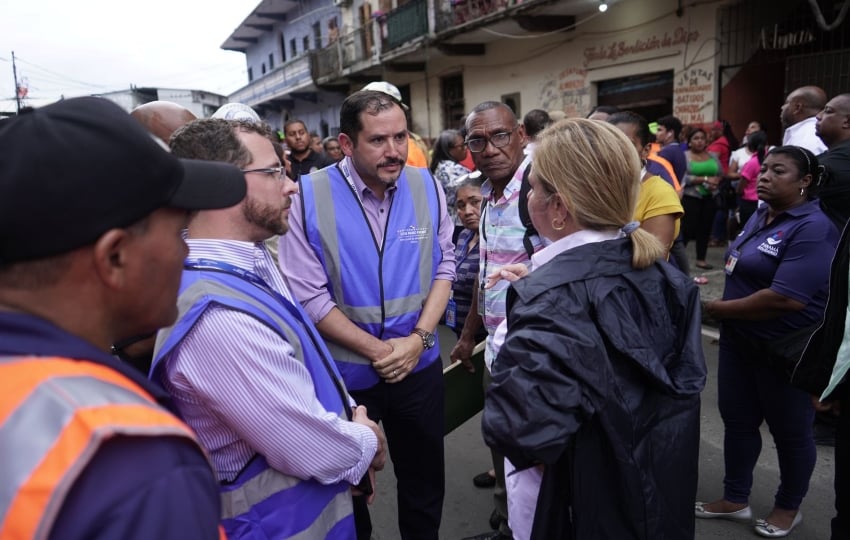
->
[377, 158, 404, 168]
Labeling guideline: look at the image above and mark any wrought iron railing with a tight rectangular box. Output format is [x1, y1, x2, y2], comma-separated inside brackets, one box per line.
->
[311, 19, 380, 82]
[385, 0, 429, 50]
[229, 54, 313, 105]
[435, 0, 512, 33]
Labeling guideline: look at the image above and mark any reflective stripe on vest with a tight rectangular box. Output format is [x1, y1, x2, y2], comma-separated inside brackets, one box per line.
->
[153, 272, 347, 415]
[0, 356, 200, 540]
[301, 166, 441, 389]
[151, 272, 356, 539]
[648, 153, 682, 195]
[219, 456, 353, 540]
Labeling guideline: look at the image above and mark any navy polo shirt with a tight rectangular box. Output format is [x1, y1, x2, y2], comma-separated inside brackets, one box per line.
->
[723, 200, 839, 339]
[0, 313, 221, 540]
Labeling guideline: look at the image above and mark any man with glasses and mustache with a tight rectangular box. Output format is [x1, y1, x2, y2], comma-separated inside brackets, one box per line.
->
[279, 89, 455, 540]
[451, 101, 542, 540]
[150, 118, 387, 540]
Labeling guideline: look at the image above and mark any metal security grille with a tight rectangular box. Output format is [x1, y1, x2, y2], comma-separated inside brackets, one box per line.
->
[718, 0, 850, 72]
[786, 49, 850, 97]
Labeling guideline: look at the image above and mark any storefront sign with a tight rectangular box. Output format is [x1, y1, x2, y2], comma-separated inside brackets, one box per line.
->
[673, 67, 713, 124]
[759, 24, 815, 50]
[539, 67, 590, 117]
[583, 27, 699, 67]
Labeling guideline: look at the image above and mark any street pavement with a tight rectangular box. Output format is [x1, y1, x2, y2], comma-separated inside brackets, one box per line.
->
[365, 243, 836, 539]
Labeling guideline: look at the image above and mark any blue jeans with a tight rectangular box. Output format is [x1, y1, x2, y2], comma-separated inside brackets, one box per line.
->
[718, 331, 816, 510]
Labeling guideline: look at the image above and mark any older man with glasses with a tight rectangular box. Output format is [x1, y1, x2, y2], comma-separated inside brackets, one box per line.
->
[452, 101, 543, 540]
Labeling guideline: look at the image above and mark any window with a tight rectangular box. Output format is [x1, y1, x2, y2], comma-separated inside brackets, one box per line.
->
[313, 22, 322, 49]
[280, 32, 287, 62]
[303, 36, 310, 52]
[248, 67, 254, 82]
[268, 53, 274, 70]
[290, 38, 297, 58]
[261, 62, 267, 75]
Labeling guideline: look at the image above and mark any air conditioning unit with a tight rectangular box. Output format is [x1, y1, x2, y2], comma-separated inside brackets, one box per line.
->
[333, 0, 351, 6]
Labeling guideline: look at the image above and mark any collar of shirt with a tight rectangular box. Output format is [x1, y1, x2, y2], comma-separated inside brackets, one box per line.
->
[343, 156, 398, 200]
[186, 238, 293, 301]
[0, 311, 174, 405]
[755, 198, 821, 220]
[783, 116, 819, 144]
[481, 154, 532, 204]
[531, 229, 622, 269]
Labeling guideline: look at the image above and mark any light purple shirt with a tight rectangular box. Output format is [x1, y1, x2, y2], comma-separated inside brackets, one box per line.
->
[158, 239, 376, 485]
[279, 156, 456, 324]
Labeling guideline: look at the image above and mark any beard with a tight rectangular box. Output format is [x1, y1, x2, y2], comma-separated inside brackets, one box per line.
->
[242, 196, 288, 236]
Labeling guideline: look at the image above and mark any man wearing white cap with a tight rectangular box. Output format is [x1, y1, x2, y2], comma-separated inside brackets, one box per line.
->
[363, 81, 431, 168]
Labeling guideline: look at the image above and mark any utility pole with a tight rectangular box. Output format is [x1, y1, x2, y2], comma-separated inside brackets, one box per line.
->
[11, 51, 21, 114]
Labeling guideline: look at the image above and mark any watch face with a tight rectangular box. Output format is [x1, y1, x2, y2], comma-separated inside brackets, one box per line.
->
[424, 332, 436, 349]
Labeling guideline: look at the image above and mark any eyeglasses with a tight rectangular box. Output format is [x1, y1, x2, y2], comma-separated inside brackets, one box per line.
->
[241, 166, 286, 181]
[465, 127, 518, 153]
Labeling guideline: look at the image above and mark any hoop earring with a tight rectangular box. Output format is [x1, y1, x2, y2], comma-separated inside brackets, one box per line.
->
[800, 187, 806, 197]
[552, 219, 565, 231]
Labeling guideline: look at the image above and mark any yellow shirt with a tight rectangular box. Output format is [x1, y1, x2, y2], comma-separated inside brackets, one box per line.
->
[634, 175, 684, 248]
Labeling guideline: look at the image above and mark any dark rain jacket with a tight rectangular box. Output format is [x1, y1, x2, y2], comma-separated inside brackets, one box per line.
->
[794, 220, 850, 398]
[482, 238, 706, 540]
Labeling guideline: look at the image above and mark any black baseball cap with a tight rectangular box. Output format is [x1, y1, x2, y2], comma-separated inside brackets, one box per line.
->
[0, 97, 247, 263]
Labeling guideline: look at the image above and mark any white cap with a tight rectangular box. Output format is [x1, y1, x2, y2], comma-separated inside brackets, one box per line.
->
[361, 81, 409, 110]
[211, 102, 261, 122]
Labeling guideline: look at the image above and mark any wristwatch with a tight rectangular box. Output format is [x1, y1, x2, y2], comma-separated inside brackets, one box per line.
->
[412, 327, 436, 350]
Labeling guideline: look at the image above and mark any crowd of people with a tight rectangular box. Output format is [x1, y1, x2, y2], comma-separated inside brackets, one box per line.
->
[2, 80, 850, 540]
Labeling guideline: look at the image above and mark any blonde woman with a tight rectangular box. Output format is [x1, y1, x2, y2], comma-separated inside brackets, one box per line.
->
[481, 119, 706, 539]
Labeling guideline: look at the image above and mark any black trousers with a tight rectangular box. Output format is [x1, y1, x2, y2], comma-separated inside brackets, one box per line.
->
[681, 195, 716, 261]
[351, 360, 445, 540]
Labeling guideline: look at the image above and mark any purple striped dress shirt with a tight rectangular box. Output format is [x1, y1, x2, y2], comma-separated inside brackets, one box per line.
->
[158, 239, 376, 485]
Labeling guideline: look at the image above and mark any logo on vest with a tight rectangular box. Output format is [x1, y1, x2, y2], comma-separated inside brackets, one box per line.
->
[398, 224, 429, 243]
[757, 231, 783, 257]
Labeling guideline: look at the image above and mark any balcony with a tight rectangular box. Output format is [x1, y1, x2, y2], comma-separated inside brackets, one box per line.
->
[312, 19, 381, 84]
[435, 0, 518, 33]
[228, 53, 313, 107]
[385, 0, 429, 50]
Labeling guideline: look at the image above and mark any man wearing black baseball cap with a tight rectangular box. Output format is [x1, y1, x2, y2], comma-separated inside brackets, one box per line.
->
[0, 97, 246, 540]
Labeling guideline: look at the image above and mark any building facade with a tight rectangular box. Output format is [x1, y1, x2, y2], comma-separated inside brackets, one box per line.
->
[95, 87, 227, 118]
[224, 0, 849, 143]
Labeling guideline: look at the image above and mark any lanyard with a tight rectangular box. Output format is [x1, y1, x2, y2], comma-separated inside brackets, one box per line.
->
[184, 258, 353, 420]
[338, 159, 364, 206]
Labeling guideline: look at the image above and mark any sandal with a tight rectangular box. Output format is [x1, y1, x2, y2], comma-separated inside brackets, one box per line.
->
[693, 276, 709, 285]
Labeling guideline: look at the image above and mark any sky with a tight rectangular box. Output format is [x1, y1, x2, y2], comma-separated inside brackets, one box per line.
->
[1, 0, 260, 111]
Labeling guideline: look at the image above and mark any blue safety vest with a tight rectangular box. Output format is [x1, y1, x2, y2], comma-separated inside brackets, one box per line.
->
[300, 165, 442, 390]
[152, 269, 355, 540]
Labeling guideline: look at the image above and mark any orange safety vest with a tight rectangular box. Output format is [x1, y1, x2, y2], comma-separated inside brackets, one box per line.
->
[406, 132, 430, 168]
[647, 150, 683, 197]
[0, 356, 225, 540]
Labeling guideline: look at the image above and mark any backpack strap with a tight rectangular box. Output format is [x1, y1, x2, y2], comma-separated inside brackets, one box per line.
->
[518, 164, 538, 258]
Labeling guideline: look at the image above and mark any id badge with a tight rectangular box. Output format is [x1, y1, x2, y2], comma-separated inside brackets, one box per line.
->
[445, 297, 457, 329]
[477, 287, 485, 316]
[725, 249, 740, 275]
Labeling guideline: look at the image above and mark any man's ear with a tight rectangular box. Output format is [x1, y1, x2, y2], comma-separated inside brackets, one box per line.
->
[91, 229, 132, 290]
[338, 133, 355, 157]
